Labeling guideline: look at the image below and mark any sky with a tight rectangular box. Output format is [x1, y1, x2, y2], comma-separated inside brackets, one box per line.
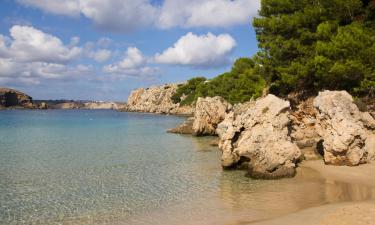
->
[0, 0, 261, 101]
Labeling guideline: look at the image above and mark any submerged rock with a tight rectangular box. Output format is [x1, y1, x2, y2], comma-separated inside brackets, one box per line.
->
[126, 84, 194, 115]
[193, 96, 232, 136]
[217, 94, 301, 179]
[0, 88, 33, 108]
[313, 91, 369, 166]
[167, 117, 194, 134]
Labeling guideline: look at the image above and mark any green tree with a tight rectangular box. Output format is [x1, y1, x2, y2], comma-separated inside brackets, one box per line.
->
[173, 58, 266, 105]
[253, 0, 375, 96]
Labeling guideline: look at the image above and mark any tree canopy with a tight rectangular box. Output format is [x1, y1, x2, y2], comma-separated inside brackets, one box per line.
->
[173, 0, 375, 105]
[253, 0, 375, 96]
[171, 58, 265, 105]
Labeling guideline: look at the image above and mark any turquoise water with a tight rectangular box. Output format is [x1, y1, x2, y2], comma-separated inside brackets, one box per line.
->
[0, 110, 373, 225]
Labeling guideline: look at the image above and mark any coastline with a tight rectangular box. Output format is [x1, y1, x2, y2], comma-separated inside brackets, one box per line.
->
[249, 160, 375, 225]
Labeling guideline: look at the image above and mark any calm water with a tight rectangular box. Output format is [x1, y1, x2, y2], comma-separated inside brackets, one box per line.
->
[0, 110, 373, 225]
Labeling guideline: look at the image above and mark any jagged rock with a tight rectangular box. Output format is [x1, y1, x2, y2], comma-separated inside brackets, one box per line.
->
[217, 94, 301, 179]
[313, 91, 368, 166]
[38, 102, 48, 109]
[167, 117, 194, 134]
[50, 102, 84, 109]
[290, 98, 322, 160]
[193, 96, 232, 136]
[83, 102, 123, 110]
[126, 84, 194, 115]
[0, 88, 33, 108]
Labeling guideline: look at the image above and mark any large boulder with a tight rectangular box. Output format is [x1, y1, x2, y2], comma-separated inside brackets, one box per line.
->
[217, 94, 301, 179]
[313, 91, 370, 166]
[0, 88, 33, 108]
[126, 84, 194, 115]
[290, 98, 322, 160]
[193, 96, 232, 136]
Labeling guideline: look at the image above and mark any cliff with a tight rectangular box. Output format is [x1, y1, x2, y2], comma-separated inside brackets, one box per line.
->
[0, 88, 33, 109]
[168, 90, 375, 179]
[125, 84, 194, 115]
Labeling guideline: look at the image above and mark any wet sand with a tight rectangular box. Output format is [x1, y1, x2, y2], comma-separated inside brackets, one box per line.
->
[251, 161, 375, 225]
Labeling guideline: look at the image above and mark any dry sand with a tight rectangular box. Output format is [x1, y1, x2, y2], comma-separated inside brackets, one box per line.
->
[250, 160, 375, 225]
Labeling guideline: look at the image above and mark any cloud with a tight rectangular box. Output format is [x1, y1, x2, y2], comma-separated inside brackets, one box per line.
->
[79, 0, 158, 32]
[90, 49, 112, 63]
[154, 32, 236, 68]
[158, 0, 260, 28]
[16, 0, 261, 32]
[0, 25, 91, 86]
[2, 25, 81, 63]
[103, 47, 158, 76]
[17, 0, 81, 17]
[0, 58, 94, 85]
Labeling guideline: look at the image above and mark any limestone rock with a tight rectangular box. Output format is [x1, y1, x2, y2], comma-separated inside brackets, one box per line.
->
[50, 102, 84, 109]
[83, 102, 123, 110]
[217, 94, 301, 179]
[167, 117, 194, 134]
[313, 91, 368, 166]
[290, 98, 322, 160]
[193, 96, 232, 136]
[126, 84, 194, 115]
[38, 102, 48, 109]
[0, 88, 33, 108]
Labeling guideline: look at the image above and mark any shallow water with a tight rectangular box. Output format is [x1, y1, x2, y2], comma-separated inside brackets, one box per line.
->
[0, 110, 373, 225]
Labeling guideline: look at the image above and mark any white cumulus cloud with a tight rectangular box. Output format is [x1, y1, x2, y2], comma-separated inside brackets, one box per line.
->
[17, 0, 81, 17]
[158, 0, 260, 28]
[16, 0, 261, 32]
[103, 47, 158, 76]
[0, 25, 92, 86]
[154, 32, 236, 68]
[4, 25, 81, 63]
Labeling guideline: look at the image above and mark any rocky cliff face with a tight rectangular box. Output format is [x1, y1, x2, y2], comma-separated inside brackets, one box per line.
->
[314, 91, 374, 166]
[216, 95, 302, 179]
[0, 88, 33, 108]
[192, 96, 232, 136]
[167, 89, 374, 179]
[125, 84, 194, 115]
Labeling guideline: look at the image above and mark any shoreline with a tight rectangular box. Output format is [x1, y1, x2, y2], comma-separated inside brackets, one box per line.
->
[249, 160, 375, 225]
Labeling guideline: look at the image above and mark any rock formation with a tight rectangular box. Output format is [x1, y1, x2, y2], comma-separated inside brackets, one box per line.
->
[125, 84, 194, 115]
[0, 88, 33, 108]
[193, 96, 232, 136]
[83, 102, 123, 110]
[290, 98, 322, 160]
[216, 94, 302, 179]
[167, 117, 195, 134]
[313, 91, 371, 166]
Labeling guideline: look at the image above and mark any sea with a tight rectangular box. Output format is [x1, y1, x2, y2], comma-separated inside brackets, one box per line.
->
[0, 110, 371, 225]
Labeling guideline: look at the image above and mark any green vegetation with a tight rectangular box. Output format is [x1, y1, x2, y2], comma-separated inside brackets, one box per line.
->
[172, 58, 266, 105]
[173, 0, 375, 105]
[253, 0, 375, 96]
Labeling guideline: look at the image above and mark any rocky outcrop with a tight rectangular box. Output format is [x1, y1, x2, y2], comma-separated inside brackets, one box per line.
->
[217, 94, 302, 179]
[83, 102, 124, 110]
[126, 84, 194, 115]
[167, 117, 195, 134]
[0, 88, 33, 108]
[193, 96, 232, 136]
[313, 91, 371, 166]
[290, 98, 322, 160]
[49, 102, 84, 109]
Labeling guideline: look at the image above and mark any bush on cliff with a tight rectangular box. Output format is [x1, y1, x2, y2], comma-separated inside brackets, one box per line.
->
[172, 58, 266, 105]
[253, 0, 375, 96]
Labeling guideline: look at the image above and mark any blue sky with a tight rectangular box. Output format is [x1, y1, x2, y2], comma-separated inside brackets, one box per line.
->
[0, 0, 260, 101]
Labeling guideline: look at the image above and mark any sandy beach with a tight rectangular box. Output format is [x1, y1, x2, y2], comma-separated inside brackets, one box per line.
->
[251, 161, 375, 225]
